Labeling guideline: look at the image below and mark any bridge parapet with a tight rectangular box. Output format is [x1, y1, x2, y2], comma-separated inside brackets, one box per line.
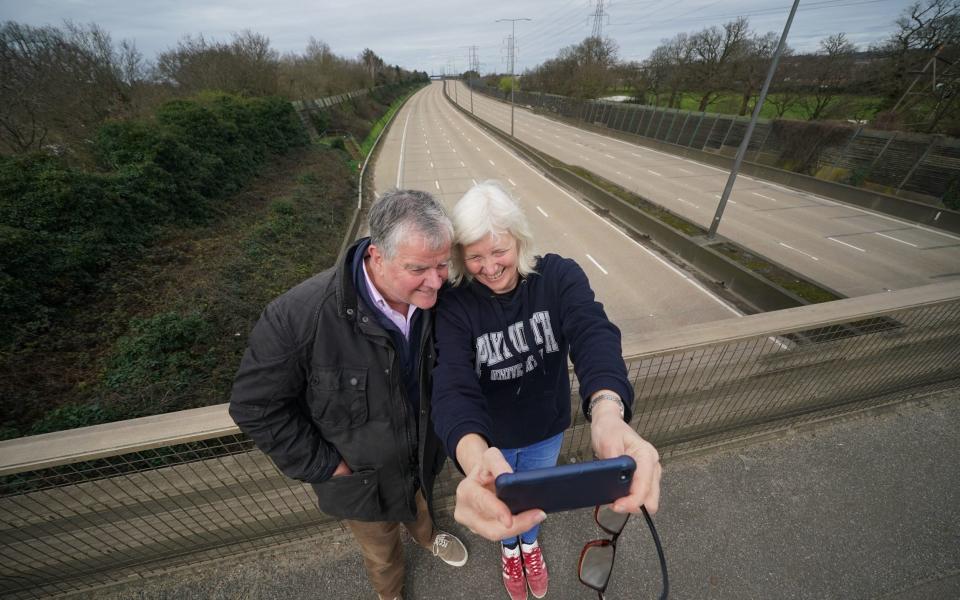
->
[2, 281, 958, 598]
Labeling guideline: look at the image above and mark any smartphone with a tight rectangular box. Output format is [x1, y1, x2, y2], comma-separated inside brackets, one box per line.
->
[495, 455, 636, 514]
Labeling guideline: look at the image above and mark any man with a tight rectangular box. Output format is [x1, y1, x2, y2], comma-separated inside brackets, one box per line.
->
[229, 189, 467, 600]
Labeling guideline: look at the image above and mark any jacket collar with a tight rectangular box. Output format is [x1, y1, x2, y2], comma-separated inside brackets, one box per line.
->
[335, 237, 368, 322]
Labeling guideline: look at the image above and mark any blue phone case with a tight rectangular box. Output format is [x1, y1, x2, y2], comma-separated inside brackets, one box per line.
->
[495, 455, 636, 514]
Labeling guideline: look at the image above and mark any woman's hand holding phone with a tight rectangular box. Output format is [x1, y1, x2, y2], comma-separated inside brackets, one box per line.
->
[454, 438, 547, 541]
[590, 401, 662, 515]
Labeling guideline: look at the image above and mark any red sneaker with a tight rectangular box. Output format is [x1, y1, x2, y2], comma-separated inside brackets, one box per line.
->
[521, 540, 549, 599]
[502, 544, 528, 600]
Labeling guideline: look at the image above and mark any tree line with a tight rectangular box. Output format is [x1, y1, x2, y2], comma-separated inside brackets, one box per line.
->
[517, 0, 959, 135]
[0, 21, 428, 157]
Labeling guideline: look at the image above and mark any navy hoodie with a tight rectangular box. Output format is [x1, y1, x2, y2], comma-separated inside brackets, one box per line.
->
[432, 253, 634, 463]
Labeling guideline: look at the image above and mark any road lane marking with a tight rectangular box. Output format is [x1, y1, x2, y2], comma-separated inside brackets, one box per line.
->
[676, 197, 700, 208]
[472, 178, 477, 185]
[508, 178, 516, 186]
[876, 232, 918, 247]
[752, 192, 777, 202]
[779, 242, 819, 261]
[448, 101, 743, 317]
[476, 146, 482, 152]
[488, 159, 496, 166]
[630, 152, 643, 158]
[647, 170, 662, 177]
[828, 237, 866, 252]
[586, 254, 608, 275]
[536, 206, 549, 217]
[604, 154, 615, 159]
[460, 161, 465, 167]
[397, 106, 413, 187]
[430, 162, 434, 168]
[676, 168, 693, 175]
[435, 180, 440, 190]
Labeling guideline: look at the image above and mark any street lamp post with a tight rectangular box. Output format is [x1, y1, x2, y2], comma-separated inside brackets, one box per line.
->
[707, 0, 799, 239]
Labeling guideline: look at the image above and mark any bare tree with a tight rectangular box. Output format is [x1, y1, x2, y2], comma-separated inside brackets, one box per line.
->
[646, 33, 695, 108]
[734, 31, 781, 115]
[797, 33, 857, 120]
[689, 18, 751, 111]
[155, 31, 279, 96]
[0, 21, 143, 155]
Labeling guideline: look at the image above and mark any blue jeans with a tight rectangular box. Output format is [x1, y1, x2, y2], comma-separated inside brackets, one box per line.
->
[499, 432, 564, 546]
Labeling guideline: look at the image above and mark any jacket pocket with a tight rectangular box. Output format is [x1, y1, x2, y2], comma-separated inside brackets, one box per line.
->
[313, 467, 381, 520]
[308, 366, 368, 429]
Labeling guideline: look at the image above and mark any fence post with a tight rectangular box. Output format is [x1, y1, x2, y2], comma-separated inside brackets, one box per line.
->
[689, 111, 707, 148]
[654, 108, 669, 139]
[644, 106, 658, 137]
[896, 135, 940, 193]
[830, 125, 863, 171]
[719, 117, 737, 150]
[676, 111, 692, 145]
[867, 132, 897, 173]
[663, 110, 680, 142]
[751, 123, 773, 163]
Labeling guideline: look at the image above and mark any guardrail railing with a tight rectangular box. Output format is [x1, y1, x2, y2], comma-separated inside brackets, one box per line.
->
[2, 280, 958, 598]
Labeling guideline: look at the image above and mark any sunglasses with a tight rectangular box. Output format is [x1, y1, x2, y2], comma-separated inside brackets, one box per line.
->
[578, 505, 669, 600]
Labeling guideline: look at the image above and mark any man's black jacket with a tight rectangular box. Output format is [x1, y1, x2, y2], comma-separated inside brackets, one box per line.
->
[229, 239, 446, 522]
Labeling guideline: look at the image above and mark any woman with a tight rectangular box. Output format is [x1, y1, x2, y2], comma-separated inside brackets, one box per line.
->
[432, 181, 661, 600]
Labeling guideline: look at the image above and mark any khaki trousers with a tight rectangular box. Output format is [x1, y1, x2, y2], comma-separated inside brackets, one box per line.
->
[344, 490, 435, 599]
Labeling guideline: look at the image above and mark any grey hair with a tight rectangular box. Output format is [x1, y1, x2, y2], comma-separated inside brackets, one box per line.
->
[448, 180, 537, 286]
[368, 189, 453, 259]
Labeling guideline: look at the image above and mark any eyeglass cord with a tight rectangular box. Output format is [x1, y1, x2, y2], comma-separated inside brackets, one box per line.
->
[641, 505, 669, 600]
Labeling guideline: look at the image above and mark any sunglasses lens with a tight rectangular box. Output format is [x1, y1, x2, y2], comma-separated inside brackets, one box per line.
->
[579, 543, 615, 590]
[597, 505, 629, 534]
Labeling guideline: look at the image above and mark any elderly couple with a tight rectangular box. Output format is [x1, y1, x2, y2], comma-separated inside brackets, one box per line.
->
[229, 182, 662, 600]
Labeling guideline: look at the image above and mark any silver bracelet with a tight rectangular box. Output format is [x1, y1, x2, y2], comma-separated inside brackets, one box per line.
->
[587, 392, 625, 421]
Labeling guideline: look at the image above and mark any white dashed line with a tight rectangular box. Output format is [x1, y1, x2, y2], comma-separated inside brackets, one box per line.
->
[630, 152, 643, 158]
[476, 146, 482, 152]
[604, 154, 616, 159]
[460, 161, 465, 167]
[676, 197, 700, 208]
[536, 206, 549, 217]
[779, 242, 819, 261]
[488, 159, 496, 166]
[586, 254, 608, 275]
[828, 237, 866, 252]
[647, 170, 662, 177]
[430, 162, 434, 168]
[508, 178, 517, 186]
[752, 192, 778, 202]
[676, 168, 693, 175]
[435, 180, 440, 190]
[876, 232, 918, 247]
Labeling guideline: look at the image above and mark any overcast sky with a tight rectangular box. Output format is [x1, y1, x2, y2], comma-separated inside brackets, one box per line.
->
[1, 0, 912, 74]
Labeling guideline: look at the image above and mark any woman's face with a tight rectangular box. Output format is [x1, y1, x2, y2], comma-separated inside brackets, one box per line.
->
[462, 232, 520, 294]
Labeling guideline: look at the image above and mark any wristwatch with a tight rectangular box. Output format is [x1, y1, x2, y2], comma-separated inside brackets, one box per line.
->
[587, 392, 625, 421]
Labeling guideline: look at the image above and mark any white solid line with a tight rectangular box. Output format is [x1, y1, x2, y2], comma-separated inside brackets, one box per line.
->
[397, 105, 413, 188]
[586, 254, 609, 275]
[537, 206, 549, 217]
[876, 232, 918, 247]
[828, 237, 866, 252]
[779, 242, 819, 261]
[647, 170, 662, 177]
[752, 192, 777, 202]
[508, 178, 517, 186]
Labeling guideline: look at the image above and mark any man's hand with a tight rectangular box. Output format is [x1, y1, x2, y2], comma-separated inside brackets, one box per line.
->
[332, 459, 352, 477]
[454, 446, 546, 541]
[590, 400, 662, 515]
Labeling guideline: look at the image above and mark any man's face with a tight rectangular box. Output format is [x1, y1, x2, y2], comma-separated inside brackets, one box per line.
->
[368, 233, 451, 311]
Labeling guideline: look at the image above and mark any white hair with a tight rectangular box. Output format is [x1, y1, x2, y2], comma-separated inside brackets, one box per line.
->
[448, 180, 537, 286]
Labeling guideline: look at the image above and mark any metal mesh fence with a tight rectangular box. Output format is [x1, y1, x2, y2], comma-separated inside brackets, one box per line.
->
[470, 83, 959, 203]
[2, 293, 958, 598]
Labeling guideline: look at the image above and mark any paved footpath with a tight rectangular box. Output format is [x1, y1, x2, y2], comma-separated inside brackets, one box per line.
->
[90, 390, 958, 600]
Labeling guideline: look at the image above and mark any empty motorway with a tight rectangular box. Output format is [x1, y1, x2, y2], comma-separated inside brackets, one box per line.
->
[373, 82, 743, 353]
[447, 80, 960, 299]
